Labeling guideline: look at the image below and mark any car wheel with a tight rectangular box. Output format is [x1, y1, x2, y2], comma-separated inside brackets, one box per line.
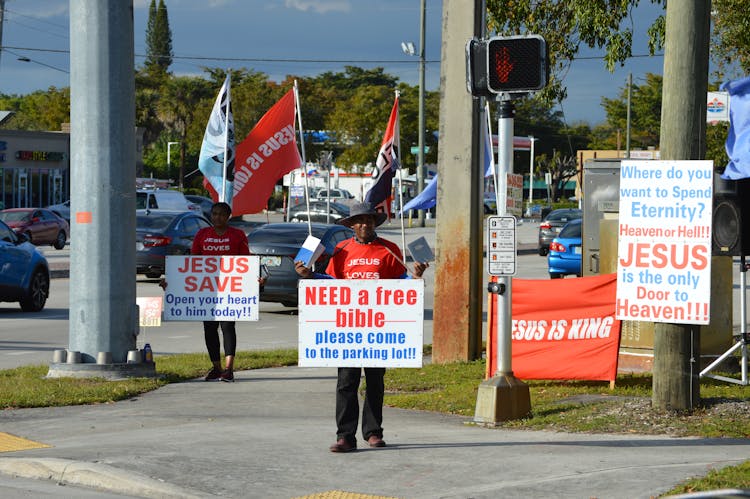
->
[549, 273, 563, 279]
[291, 218, 300, 223]
[145, 271, 162, 279]
[20, 267, 50, 312]
[53, 231, 66, 250]
[282, 301, 297, 307]
[539, 247, 548, 256]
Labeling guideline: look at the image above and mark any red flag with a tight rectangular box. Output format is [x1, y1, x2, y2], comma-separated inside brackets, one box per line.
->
[231, 89, 302, 215]
[365, 97, 400, 207]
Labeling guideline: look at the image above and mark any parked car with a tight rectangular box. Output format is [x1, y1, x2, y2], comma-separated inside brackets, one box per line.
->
[0, 219, 50, 311]
[547, 218, 582, 279]
[315, 188, 356, 205]
[288, 201, 350, 224]
[46, 199, 71, 222]
[136, 210, 212, 278]
[0, 208, 69, 250]
[538, 208, 582, 256]
[227, 217, 266, 237]
[136, 189, 200, 213]
[184, 194, 214, 219]
[248, 222, 354, 307]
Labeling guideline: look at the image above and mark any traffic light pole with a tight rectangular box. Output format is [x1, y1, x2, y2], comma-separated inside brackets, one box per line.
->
[474, 96, 531, 424]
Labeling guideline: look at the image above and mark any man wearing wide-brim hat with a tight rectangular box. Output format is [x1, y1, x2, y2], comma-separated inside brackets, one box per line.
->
[295, 201, 429, 452]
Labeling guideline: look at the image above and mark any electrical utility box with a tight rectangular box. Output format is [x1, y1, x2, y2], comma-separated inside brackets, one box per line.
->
[582, 158, 733, 372]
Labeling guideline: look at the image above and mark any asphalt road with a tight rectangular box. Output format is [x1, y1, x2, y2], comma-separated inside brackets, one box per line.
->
[0, 217, 549, 370]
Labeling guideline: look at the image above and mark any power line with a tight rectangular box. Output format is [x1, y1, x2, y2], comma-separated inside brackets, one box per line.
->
[0, 44, 662, 65]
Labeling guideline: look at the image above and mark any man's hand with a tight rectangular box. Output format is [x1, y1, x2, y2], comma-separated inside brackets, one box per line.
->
[295, 261, 313, 279]
[413, 261, 429, 278]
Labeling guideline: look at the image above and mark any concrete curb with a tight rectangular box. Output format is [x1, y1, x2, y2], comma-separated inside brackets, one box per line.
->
[0, 457, 212, 499]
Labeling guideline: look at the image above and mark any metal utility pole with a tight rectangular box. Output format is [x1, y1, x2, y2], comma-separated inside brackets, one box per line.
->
[653, 0, 711, 410]
[416, 0, 427, 227]
[433, 0, 483, 362]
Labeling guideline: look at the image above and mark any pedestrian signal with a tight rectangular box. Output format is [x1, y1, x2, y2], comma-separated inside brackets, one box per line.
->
[486, 35, 548, 93]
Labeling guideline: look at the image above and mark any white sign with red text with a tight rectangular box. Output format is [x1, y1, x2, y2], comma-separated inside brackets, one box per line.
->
[616, 160, 713, 324]
[298, 280, 424, 368]
[163, 255, 260, 321]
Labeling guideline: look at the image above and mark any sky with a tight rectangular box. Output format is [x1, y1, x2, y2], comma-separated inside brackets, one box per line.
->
[0, 0, 668, 126]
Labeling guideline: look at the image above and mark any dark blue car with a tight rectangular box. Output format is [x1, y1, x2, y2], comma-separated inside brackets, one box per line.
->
[0, 219, 50, 311]
[547, 218, 582, 279]
[136, 210, 212, 279]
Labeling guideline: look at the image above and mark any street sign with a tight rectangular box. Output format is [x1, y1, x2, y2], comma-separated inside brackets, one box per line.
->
[486, 216, 517, 276]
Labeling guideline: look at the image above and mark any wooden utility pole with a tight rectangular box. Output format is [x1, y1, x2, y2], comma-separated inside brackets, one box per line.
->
[654, 0, 711, 410]
[432, 0, 484, 362]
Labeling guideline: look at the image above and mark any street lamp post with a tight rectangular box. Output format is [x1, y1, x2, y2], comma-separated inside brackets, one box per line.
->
[167, 142, 179, 184]
[401, 0, 427, 227]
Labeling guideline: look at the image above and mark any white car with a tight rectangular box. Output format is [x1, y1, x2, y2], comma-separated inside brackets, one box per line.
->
[315, 188, 356, 206]
[136, 189, 200, 213]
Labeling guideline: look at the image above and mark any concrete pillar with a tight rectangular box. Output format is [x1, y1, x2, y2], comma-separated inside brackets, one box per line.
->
[67, 1, 137, 365]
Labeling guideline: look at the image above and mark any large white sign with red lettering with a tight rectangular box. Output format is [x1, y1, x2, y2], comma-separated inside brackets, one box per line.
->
[616, 160, 713, 324]
[163, 255, 260, 321]
[298, 280, 424, 367]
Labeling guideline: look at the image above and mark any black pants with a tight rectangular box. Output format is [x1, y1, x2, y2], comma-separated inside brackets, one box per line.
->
[335, 367, 385, 444]
[203, 321, 236, 362]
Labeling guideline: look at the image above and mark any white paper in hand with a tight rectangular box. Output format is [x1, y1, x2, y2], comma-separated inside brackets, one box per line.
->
[295, 235, 325, 267]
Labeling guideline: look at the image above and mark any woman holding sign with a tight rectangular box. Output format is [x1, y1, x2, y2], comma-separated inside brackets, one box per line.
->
[162, 202, 257, 382]
[295, 202, 428, 452]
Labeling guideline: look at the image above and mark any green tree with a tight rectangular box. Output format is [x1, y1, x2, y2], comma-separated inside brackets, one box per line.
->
[325, 85, 397, 168]
[486, 0, 666, 104]
[157, 76, 213, 187]
[144, 0, 173, 77]
[711, 0, 750, 77]
[0, 87, 70, 131]
[594, 73, 663, 150]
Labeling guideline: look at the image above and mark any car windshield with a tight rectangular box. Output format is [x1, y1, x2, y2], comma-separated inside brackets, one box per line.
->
[0, 211, 30, 222]
[136, 214, 175, 230]
[559, 221, 582, 238]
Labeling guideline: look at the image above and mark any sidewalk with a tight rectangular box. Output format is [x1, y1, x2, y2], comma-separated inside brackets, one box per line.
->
[1, 365, 749, 498]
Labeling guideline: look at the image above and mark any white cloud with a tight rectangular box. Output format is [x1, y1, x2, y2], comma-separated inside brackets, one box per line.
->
[284, 0, 351, 14]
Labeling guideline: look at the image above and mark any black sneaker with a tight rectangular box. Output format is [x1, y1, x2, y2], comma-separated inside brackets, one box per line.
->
[204, 367, 222, 381]
[220, 369, 234, 382]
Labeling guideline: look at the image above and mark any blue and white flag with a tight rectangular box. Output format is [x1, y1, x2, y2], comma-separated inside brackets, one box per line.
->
[722, 75, 750, 180]
[198, 74, 235, 204]
[401, 174, 437, 213]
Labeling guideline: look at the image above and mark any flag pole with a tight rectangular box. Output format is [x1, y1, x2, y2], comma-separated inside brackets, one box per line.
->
[293, 80, 312, 235]
[486, 100, 500, 211]
[395, 90, 407, 260]
[221, 71, 231, 203]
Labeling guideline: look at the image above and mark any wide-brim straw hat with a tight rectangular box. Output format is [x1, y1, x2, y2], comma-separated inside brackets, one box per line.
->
[336, 202, 388, 228]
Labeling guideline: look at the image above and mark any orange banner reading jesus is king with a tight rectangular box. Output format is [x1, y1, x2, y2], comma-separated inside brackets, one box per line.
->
[487, 273, 621, 382]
